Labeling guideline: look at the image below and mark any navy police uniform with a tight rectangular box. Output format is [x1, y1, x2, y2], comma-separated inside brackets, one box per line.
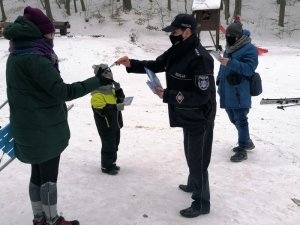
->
[127, 33, 216, 212]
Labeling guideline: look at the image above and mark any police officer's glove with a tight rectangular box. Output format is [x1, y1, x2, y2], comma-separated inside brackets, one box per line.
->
[116, 103, 125, 111]
[93, 64, 114, 85]
[226, 73, 241, 85]
[113, 81, 121, 91]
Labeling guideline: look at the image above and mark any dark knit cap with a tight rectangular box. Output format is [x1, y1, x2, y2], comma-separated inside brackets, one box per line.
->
[226, 22, 243, 38]
[23, 6, 55, 34]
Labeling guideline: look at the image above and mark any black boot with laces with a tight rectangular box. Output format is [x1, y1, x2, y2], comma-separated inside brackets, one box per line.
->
[230, 150, 248, 162]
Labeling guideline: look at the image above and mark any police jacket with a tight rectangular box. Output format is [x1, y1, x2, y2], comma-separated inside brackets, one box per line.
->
[127, 33, 216, 128]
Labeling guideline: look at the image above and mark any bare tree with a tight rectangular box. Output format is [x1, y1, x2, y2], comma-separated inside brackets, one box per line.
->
[40, 0, 45, 9]
[56, 0, 61, 8]
[79, 0, 86, 11]
[65, 0, 71, 15]
[233, 0, 242, 18]
[152, 0, 165, 28]
[0, 0, 7, 22]
[278, 0, 286, 27]
[73, 0, 77, 13]
[44, 0, 54, 20]
[123, 0, 132, 12]
[223, 0, 230, 24]
[167, 0, 171, 11]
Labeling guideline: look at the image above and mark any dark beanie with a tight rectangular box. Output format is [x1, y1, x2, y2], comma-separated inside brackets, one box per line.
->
[226, 22, 243, 38]
[23, 6, 55, 34]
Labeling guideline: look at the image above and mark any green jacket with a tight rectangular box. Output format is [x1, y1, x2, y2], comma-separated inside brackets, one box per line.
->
[4, 17, 101, 164]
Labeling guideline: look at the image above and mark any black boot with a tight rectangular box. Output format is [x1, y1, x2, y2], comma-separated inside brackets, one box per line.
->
[178, 184, 193, 193]
[233, 139, 255, 152]
[113, 164, 120, 171]
[180, 206, 210, 218]
[230, 150, 248, 162]
[101, 167, 118, 175]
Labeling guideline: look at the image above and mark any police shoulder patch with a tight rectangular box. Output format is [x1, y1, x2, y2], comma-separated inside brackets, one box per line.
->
[196, 75, 210, 90]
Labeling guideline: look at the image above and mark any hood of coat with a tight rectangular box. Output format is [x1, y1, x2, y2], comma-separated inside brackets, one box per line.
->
[3, 16, 43, 40]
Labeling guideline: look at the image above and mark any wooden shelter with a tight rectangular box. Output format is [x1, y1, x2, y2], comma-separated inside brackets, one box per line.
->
[192, 0, 222, 50]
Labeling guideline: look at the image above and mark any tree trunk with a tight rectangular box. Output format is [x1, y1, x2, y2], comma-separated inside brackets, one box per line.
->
[73, 0, 77, 13]
[233, 0, 242, 18]
[65, 0, 71, 15]
[80, 0, 86, 11]
[123, 0, 132, 12]
[223, 0, 230, 24]
[44, 0, 54, 20]
[167, 0, 171, 11]
[56, 0, 61, 8]
[278, 0, 286, 27]
[0, 0, 7, 22]
[40, 0, 45, 9]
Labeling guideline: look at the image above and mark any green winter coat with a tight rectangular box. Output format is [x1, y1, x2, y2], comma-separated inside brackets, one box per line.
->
[4, 16, 101, 164]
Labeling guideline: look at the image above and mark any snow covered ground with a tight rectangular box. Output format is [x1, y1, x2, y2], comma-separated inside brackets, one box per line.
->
[1, 1, 300, 225]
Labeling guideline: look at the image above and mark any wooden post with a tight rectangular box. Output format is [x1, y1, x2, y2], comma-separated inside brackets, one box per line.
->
[278, 0, 286, 27]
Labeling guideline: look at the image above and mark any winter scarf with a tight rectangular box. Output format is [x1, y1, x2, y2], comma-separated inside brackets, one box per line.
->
[225, 35, 252, 54]
[9, 38, 59, 71]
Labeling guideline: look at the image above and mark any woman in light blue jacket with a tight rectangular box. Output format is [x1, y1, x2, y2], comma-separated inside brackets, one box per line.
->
[216, 21, 258, 162]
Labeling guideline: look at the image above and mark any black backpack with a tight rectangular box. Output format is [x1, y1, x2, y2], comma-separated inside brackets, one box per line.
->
[248, 72, 262, 96]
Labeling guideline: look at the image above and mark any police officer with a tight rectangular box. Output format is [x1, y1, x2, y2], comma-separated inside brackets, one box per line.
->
[117, 14, 216, 218]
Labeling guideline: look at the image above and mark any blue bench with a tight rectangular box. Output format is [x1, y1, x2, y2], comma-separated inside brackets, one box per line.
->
[0, 104, 74, 172]
[0, 124, 16, 172]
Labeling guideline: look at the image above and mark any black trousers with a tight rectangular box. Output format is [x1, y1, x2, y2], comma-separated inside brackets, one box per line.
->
[98, 130, 120, 169]
[30, 156, 60, 186]
[92, 110, 121, 169]
[183, 122, 214, 210]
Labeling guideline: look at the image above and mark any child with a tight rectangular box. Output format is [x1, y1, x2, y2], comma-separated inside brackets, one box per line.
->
[91, 64, 125, 175]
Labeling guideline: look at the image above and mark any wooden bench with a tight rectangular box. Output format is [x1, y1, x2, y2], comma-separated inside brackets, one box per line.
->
[53, 21, 71, 35]
[1, 21, 71, 36]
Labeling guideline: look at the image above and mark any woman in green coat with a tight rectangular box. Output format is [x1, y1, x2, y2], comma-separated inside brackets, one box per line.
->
[4, 6, 111, 225]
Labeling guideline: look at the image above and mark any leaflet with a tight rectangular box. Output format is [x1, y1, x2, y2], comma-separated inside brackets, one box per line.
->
[144, 67, 162, 94]
[123, 96, 134, 106]
[210, 50, 222, 60]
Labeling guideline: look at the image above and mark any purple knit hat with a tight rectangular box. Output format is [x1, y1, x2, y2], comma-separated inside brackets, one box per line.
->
[23, 6, 55, 34]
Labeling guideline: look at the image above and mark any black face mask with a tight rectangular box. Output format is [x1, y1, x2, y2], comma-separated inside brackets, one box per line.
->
[226, 36, 237, 46]
[169, 34, 184, 45]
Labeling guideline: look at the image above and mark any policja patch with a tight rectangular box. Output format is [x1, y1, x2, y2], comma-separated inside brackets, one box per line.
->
[196, 75, 209, 90]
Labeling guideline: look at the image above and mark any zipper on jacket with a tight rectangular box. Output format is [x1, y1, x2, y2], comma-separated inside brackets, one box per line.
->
[117, 111, 121, 129]
[104, 116, 110, 128]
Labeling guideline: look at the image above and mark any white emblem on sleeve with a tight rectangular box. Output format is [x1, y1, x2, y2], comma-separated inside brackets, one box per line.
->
[176, 92, 184, 104]
[197, 75, 210, 90]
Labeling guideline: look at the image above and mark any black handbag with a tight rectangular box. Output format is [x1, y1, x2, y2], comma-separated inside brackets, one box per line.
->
[248, 72, 263, 96]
